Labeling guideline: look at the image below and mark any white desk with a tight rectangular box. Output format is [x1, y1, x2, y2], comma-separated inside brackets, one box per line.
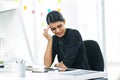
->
[0, 67, 107, 80]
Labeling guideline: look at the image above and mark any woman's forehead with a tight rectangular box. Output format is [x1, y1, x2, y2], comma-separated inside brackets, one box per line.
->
[50, 21, 64, 27]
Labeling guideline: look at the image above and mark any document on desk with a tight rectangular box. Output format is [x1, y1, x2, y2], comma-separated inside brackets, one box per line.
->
[58, 69, 101, 76]
[31, 67, 76, 73]
[32, 67, 58, 73]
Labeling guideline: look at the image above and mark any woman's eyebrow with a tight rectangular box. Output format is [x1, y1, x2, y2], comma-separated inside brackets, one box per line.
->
[50, 23, 62, 28]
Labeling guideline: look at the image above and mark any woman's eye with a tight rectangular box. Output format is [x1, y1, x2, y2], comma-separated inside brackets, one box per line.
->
[51, 28, 56, 31]
[57, 24, 62, 28]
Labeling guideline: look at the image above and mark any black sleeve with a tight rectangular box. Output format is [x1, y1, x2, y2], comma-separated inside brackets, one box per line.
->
[63, 30, 83, 67]
[51, 36, 57, 64]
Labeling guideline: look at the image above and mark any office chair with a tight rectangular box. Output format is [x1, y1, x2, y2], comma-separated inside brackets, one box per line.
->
[84, 40, 104, 71]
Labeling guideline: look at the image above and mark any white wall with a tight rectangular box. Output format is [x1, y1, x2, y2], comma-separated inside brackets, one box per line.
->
[105, 0, 120, 62]
[33, 0, 105, 65]
[0, 0, 106, 66]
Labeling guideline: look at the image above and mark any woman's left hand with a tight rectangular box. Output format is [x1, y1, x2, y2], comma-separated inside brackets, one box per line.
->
[54, 62, 68, 69]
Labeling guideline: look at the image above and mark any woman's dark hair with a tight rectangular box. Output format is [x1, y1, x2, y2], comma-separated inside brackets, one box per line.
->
[46, 11, 64, 25]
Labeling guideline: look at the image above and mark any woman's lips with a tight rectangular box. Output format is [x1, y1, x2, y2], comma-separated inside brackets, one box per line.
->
[56, 32, 63, 37]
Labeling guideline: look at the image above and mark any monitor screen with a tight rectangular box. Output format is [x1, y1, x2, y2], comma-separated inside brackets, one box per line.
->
[0, 9, 33, 64]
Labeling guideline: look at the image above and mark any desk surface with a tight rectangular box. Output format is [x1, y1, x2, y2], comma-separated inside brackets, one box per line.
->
[0, 66, 107, 80]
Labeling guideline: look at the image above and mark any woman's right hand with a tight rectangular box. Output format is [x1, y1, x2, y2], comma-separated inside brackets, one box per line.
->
[43, 26, 52, 41]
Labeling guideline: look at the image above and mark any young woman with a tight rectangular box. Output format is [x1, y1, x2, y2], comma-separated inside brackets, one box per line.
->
[43, 11, 90, 70]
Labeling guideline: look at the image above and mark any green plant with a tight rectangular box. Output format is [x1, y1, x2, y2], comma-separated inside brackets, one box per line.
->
[0, 61, 4, 64]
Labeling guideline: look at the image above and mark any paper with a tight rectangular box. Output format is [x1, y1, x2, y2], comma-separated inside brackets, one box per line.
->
[59, 69, 99, 76]
[32, 67, 56, 73]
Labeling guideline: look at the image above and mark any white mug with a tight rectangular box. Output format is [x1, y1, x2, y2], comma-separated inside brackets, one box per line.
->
[13, 60, 26, 77]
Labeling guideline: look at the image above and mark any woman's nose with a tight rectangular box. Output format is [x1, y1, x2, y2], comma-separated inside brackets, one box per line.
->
[55, 28, 60, 32]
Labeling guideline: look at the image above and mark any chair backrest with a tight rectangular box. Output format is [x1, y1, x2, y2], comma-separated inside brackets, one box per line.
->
[84, 40, 104, 71]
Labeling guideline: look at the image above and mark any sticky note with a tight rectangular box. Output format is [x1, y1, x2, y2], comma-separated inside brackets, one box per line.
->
[14, 0, 19, 2]
[47, 9, 51, 12]
[57, 8, 61, 12]
[32, 10, 35, 14]
[57, 0, 62, 4]
[23, 6, 27, 10]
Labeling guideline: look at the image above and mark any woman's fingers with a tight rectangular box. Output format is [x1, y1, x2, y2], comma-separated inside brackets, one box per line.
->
[45, 25, 50, 32]
[43, 25, 52, 41]
[44, 25, 50, 32]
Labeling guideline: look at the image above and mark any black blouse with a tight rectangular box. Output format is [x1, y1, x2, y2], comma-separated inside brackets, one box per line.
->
[52, 28, 90, 70]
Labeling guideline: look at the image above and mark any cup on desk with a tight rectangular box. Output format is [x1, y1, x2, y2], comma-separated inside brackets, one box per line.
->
[13, 60, 26, 77]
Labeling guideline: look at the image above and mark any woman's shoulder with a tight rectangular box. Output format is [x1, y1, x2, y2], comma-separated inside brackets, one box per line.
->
[66, 28, 80, 34]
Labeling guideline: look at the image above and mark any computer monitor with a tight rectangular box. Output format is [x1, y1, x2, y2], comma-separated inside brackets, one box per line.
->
[0, 9, 33, 64]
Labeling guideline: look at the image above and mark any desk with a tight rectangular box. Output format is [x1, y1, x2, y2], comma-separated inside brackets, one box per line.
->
[0, 66, 107, 80]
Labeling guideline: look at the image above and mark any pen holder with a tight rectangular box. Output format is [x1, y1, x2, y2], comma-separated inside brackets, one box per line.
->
[13, 61, 26, 77]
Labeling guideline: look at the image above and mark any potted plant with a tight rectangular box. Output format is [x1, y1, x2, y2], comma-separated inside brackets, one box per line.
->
[0, 61, 4, 68]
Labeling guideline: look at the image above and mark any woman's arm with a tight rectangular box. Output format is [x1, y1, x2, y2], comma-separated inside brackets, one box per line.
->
[44, 40, 52, 68]
[62, 30, 83, 67]
[43, 26, 52, 68]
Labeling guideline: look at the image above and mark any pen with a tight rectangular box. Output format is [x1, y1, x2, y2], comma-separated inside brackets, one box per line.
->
[15, 60, 18, 63]
[21, 59, 23, 63]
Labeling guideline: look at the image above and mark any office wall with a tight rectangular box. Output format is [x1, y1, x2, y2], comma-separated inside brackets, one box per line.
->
[105, 0, 120, 62]
[31, 0, 104, 65]
[0, 0, 105, 65]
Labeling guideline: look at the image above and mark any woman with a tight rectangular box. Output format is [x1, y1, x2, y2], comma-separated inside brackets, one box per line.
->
[43, 11, 90, 70]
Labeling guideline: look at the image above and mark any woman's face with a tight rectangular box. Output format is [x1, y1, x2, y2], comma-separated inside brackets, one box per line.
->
[49, 21, 66, 37]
